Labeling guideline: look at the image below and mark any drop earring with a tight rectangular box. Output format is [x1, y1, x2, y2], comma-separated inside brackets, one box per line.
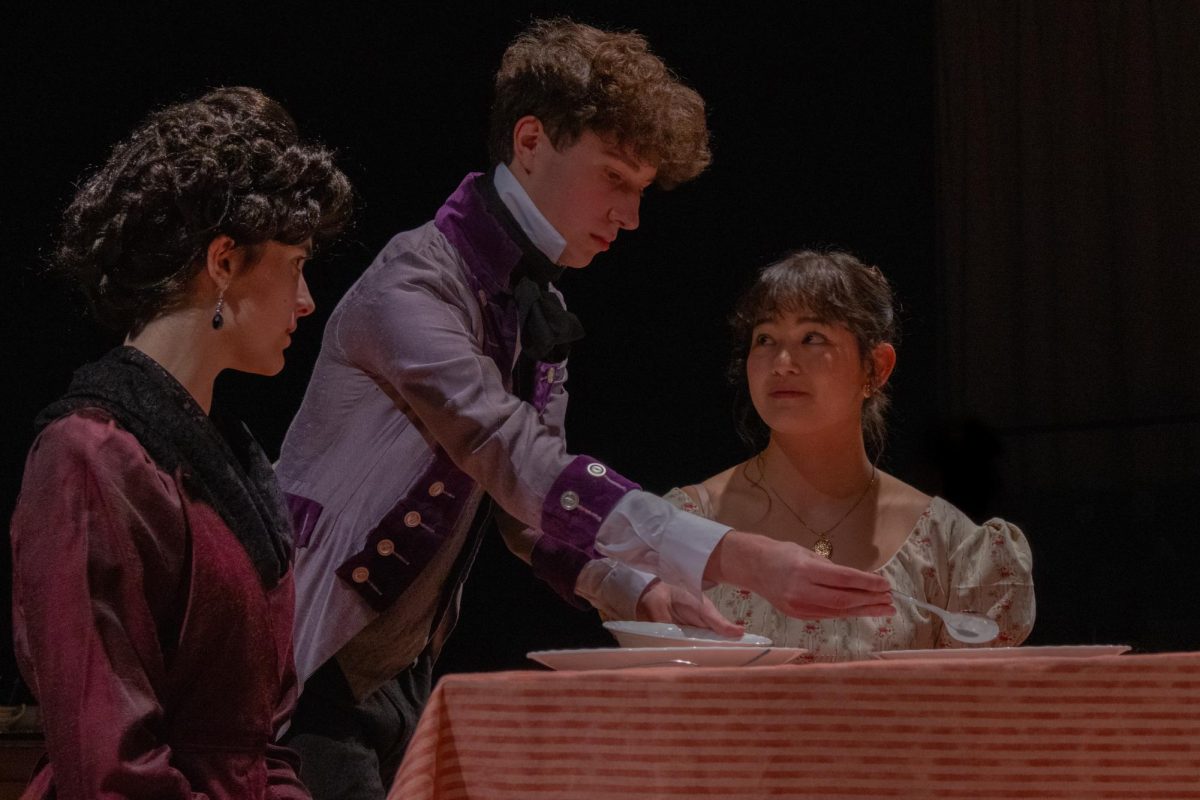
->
[212, 292, 225, 330]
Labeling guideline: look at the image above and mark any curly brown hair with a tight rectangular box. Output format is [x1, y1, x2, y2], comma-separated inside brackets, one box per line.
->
[729, 250, 900, 456]
[54, 86, 353, 335]
[488, 18, 711, 190]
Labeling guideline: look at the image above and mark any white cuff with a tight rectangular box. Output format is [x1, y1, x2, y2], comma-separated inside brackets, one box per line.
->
[574, 559, 656, 621]
[594, 490, 730, 595]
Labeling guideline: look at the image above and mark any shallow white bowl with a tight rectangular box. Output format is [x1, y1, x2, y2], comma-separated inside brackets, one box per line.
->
[603, 620, 772, 648]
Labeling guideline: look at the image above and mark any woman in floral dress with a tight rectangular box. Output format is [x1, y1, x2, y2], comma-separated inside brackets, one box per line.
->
[666, 251, 1034, 659]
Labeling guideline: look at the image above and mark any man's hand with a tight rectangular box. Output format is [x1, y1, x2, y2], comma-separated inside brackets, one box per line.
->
[705, 531, 895, 619]
[635, 579, 744, 637]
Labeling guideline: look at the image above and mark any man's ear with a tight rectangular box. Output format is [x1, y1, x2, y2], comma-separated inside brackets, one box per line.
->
[510, 115, 546, 176]
[203, 235, 240, 293]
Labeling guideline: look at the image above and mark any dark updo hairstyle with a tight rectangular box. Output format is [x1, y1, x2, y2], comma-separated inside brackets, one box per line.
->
[488, 18, 711, 190]
[53, 86, 353, 335]
[729, 250, 899, 456]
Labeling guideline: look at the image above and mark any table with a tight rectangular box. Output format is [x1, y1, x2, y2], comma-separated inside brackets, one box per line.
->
[390, 651, 1200, 799]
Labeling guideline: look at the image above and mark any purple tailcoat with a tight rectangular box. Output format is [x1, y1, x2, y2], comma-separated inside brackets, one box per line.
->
[276, 173, 640, 694]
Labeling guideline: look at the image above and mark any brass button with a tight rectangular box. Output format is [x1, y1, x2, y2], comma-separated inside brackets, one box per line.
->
[428, 481, 445, 497]
[351, 567, 370, 584]
[377, 539, 395, 556]
[559, 491, 580, 511]
[403, 511, 422, 527]
[587, 463, 607, 477]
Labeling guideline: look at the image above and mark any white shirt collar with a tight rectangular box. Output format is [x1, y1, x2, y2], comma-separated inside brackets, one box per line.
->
[493, 162, 567, 264]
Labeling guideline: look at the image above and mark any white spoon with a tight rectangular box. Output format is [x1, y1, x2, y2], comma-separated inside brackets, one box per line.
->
[891, 590, 1000, 644]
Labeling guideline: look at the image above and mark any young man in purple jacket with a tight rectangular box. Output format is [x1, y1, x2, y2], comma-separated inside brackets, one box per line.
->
[277, 18, 893, 798]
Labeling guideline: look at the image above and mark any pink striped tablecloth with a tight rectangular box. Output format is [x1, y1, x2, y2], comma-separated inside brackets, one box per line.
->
[390, 651, 1200, 799]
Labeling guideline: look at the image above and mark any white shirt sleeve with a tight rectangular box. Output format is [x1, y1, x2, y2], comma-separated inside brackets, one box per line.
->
[573, 559, 656, 621]
[592, 490, 730, 595]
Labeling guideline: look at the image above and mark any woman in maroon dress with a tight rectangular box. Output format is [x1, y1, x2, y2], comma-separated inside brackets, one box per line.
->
[10, 87, 351, 799]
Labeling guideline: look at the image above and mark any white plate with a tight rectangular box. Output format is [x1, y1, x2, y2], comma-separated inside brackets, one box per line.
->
[528, 646, 808, 671]
[871, 644, 1131, 661]
[603, 620, 772, 649]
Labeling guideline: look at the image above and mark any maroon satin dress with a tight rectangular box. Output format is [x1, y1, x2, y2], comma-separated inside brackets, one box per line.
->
[10, 409, 310, 799]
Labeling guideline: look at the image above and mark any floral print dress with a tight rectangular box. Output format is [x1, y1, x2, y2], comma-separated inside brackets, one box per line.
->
[664, 488, 1035, 661]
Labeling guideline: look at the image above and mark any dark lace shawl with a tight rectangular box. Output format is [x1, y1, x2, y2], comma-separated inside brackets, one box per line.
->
[35, 346, 291, 586]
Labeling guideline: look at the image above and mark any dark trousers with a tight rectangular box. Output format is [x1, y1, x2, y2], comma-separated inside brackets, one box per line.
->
[283, 653, 434, 800]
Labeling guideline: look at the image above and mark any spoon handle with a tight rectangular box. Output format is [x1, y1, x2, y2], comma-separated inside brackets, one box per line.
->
[891, 589, 934, 612]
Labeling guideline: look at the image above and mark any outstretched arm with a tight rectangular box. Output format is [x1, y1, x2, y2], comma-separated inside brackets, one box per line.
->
[705, 531, 895, 619]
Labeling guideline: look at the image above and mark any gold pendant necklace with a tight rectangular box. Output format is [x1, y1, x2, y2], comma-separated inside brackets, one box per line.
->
[764, 463, 877, 560]
[813, 536, 834, 559]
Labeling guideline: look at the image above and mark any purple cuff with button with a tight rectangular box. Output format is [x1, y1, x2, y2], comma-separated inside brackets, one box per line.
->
[533, 455, 639, 604]
[530, 537, 598, 609]
[335, 450, 475, 612]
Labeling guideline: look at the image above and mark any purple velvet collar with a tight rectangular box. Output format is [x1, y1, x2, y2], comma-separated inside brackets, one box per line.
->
[432, 171, 584, 365]
[434, 171, 524, 296]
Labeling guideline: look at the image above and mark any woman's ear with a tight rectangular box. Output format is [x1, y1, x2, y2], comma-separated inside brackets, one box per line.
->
[870, 342, 897, 389]
[203, 235, 241, 293]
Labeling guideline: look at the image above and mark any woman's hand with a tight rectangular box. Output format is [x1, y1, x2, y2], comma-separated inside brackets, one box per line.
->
[705, 531, 895, 619]
[635, 579, 744, 637]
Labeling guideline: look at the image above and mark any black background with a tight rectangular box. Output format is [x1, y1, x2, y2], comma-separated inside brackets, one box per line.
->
[3, 2, 1194, 696]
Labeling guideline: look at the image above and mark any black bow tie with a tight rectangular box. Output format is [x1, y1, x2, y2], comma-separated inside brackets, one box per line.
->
[478, 169, 586, 363]
[512, 273, 584, 363]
